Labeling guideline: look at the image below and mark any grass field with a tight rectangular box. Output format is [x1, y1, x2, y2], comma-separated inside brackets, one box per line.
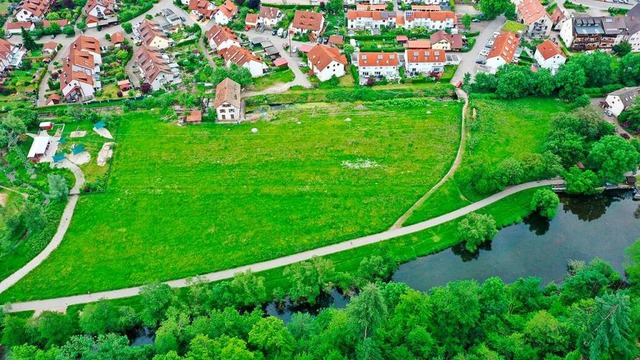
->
[250, 69, 296, 91]
[502, 20, 527, 33]
[1, 98, 462, 301]
[404, 97, 569, 225]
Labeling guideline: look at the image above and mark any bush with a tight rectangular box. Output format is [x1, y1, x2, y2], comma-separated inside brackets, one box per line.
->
[530, 188, 560, 220]
[458, 213, 498, 252]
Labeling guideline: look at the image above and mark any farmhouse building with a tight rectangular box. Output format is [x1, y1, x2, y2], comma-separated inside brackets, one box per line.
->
[307, 44, 348, 82]
[83, 0, 117, 28]
[0, 39, 26, 72]
[258, 6, 282, 27]
[357, 52, 400, 85]
[403, 11, 456, 30]
[189, 0, 216, 19]
[347, 10, 397, 31]
[214, 78, 242, 122]
[16, 0, 51, 22]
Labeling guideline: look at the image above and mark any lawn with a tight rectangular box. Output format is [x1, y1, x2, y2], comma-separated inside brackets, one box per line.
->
[249, 69, 295, 91]
[1, 98, 462, 301]
[502, 20, 527, 33]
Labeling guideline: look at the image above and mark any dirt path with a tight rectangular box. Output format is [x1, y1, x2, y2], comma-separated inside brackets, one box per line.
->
[0, 160, 85, 296]
[390, 88, 469, 229]
[3, 179, 561, 314]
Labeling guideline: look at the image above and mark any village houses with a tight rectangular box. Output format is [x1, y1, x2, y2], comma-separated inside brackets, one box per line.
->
[404, 48, 445, 77]
[0, 38, 25, 72]
[189, 0, 216, 20]
[59, 36, 102, 102]
[134, 45, 180, 90]
[605, 87, 640, 117]
[218, 46, 267, 77]
[214, 78, 242, 122]
[16, 0, 51, 22]
[83, 0, 118, 28]
[356, 52, 400, 85]
[560, 16, 627, 52]
[429, 30, 464, 51]
[624, 4, 640, 52]
[5, 21, 36, 35]
[206, 25, 240, 51]
[485, 31, 520, 74]
[289, 10, 325, 39]
[307, 44, 348, 82]
[214, 0, 238, 25]
[516, 0, 553, 38]
[136, 19, 174, 50]
[258, 6, 283, 28]
[403, 11, 456, 30]
[347, 10, 398, 31]
[534, 39, 566, 72]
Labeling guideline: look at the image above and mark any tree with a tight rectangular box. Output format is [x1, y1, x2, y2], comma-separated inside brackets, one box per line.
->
[494, 158, 524, 187]
[76, 20, 86, 31]
[479, 0, 515, 19]
[357, 254, 398, 285]
[496, 67, 529, 99]
[457, 213, 498, 252]
[284, 257, 335, 304]
[116, 50, 129, 61]
[584, 293, 637, 359]
[619, 53, 640, 86]
[532, 68, 556, 97]
[21, 28, 38, 50]
[140, 82, 152, 94]
[613, 41, 632, 57]
[472, 72, 498, 93]
[564, 166, 601, 195]
[625, 239, 640, 293]
[246, 0, 260, 9]
[588, 135, 639, 183]
[62, 25, 75, 37]
[229, 270, 266, 307]
[1, 316, 30, 347]
[23, 200, 45, 234]
[79, 300, 138, 335]
[347, 283, 387, 339]
[619, 98, 640, 133]
[248, 317, 294, 357]
[571, 52, 616, 88]
[122, 22, 133, 34]
[555, 62, 586, 101]
[461, 14, 472, 30]
[30, 311, 77, 349]
[48, 174, 69, 201]
[524, 311, 569, 355]
[139, 283, 175, 328]
[327, 0, 343, 14]
[530, 188, 560, 220]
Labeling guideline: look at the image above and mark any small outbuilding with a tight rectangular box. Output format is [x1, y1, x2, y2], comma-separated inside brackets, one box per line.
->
[27, 136, 50, 161]
[39, 121, 54, 130]
[274, 57, 288, 67]
[185, 110, 203, 124]
[45, 94, 61, 106]
[118, 80, 132, 91]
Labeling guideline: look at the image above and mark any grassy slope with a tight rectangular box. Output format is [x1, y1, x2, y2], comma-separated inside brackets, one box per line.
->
[1, 98, 462, 301]
[405, 97, 568, 225]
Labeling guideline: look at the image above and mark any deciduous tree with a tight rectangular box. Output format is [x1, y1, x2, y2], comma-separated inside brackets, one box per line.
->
[588, 135, 639, 182]
[458, 213, 498, 252]
[531, 188, 560, 220]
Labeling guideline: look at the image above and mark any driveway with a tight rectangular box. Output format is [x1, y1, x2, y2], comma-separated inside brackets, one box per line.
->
[243, 29, 313, 89]
[451, 16, 505, 85]
[590, 97, 634, 138]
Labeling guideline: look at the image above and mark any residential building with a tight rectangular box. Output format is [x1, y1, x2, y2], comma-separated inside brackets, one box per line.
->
[214, 77, 242, 122]
[245, 13, 258, 28]
[404, 48, 445, 77]
[189, 0, 216, 19]
[560, 16, 626, 52]
[111, 32, 125, 47]
[59, 36, 102, 102]
[289, 10, 325, 39]
[42, 40, 58, 56]
[356, 4, 387, 10]
[550, 6, 567, 31]
[83, 0, 117, 28]
[185, 110, 202, 124]
[45, 94, 60, 106]
[5, 21, 36, 34]
[136, 19, 174, 50]
[134, 45, 179, 90]
[429, 30, 464, 50]
[258, 6, 282, 27]
[328, 35, 344, 47]
[214, 0, 238, 25]
[160, 8, 184, 28]
[485, 31, 519, 74]
[516, 0, 552, 38]
[42, 19, 69, 27]
[218, 45, 267, 77]
[307, 44, 348, 82]
[606, 87, 640, 116]
[624, 4, 640, 52]
[534, 39, 566, 72]
[16, 0, 51, 22]
[206, 25, 240, 51]
[0, 39, 25, 72]
[347, 10, 397, 31]
[357, 52, 400, 84]
[403, 10, 456, 30]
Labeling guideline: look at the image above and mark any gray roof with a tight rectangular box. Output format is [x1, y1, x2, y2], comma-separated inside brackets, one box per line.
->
[573, 17, 604, 35]
[625, 4, 640, 35]
[610, 86, 640, 108]
[601, 16, 626, 35]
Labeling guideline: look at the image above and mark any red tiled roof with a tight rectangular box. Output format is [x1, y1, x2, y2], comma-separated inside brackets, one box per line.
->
[245, 13, 258, 25]
[347, 10, 396, 21]
[405, 40, 431, 49]
[356, 4, 387, 10]
[307, 44, 347, 71]
[536, 39, 565, 60]
[328, 35, 344, 45]
[219, 45, 263, 66]
[189, 0, 215, 18]
[405, 49, 446, 63]
[487, 31, 519, 63]
[42, 19, 69, 27]
[206, 25, 238, 46]
[111, 32, 125, 44]
[259, 6, 280, 19]
[411, 5, 442, 11]
[46, 93, 60, 104]
[430, 30, 464, 49]
[517, 0, 548, 24]
[358, 52, 399, 67]
[134, 45, 172, 84]
[291, 10, 324, 31]
[43, 40, 58, 51]
[186, 110, 202, 122]
[214, 77, 241, 108]
[6, 21, 34, 30]
[405, 10, 455, 22]
[137, 19, 169, 47]
[216, 0, 238, 19]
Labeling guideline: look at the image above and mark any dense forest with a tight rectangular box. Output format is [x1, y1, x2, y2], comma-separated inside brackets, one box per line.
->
[2, 239, 640, 360]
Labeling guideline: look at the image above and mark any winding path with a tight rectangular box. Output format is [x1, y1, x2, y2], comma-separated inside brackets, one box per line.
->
[391, 88, 469, 229]
[0, 160, 85, 296]
[5, 179, 561, 313]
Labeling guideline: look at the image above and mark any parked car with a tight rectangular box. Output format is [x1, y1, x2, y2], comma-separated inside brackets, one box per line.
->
[292, 46, 298, 53]
[480, 49, 489, 56]
[272, 29, 278, 36]
[472, 18, 480, 22]
[277, 28, 284, 37]
[317, 37, 323, 44]
[299, 62, 307, 67]
[621, 133, 631, 139]
[323, 37, 329, 44]
[476, 59, 486, 64]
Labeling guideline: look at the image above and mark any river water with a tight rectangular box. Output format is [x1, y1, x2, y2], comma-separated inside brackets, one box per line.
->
[268, 190, 640, 320]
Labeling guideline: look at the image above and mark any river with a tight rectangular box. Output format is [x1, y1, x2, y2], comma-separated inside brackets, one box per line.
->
[268, 190, 640, 320]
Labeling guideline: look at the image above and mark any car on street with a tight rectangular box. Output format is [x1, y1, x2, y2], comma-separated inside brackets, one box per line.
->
[480, 49, 489, 56]
[476, 59, 486, 64]
[272, 29, 278, 36]
[299, 62, 307, 67]
[472, 18, 480, 22]
[277, 28, 284, 37]
[293, 46, 298, 53]
[317, 37, 323, 44]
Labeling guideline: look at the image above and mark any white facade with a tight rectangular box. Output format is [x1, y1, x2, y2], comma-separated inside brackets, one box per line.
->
[227, 59, 266, 78]
[559, 19, 574, 48]
[62, 79, 96, 100]
[404, 60, 444, 76]
[216, 103, 241, 122]
[534, 50, 566, 71]
[214, 10, 232, 25]
[606, 95, 628, 117]
[524, 15, 553, 38]
[16, 9, 41, 22]
[403, 16, 455, 30]
[209, 37, 239, 51]
[485, 56, 507, 74]
[629, 31, 640, 52]
[309, 59, 345, 82]
[358, 64, 399, 84]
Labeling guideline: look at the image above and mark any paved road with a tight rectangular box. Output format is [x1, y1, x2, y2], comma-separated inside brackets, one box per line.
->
[451, 17, 505, 85]
[4, 179, 562, 313]
[0, 160, 85, 296]
[391, 89, 469, 228]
